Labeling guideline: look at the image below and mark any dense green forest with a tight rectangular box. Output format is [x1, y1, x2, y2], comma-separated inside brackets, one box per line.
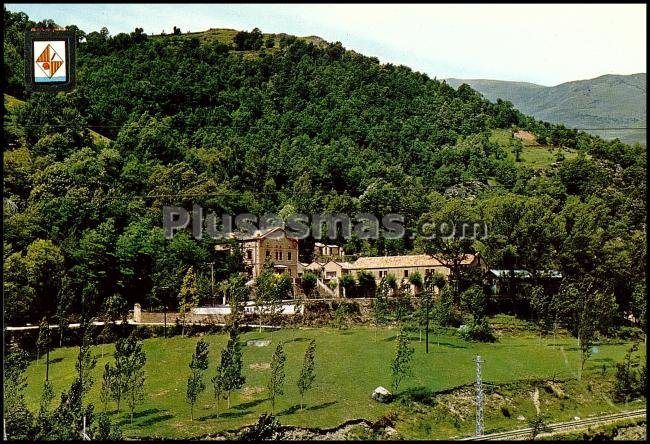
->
[2, 9, 646, 333]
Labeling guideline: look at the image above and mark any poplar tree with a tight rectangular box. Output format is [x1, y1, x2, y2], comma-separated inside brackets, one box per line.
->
[100, 362, 114, 412]
[178, 266, 199, 337]
[391, 328, 414, 392]
[297, 339, 316, 410]
[211, 364, 225, 418]
[186, 339, 209, 420]
[267, 342, 286, 414]
[114, 335, 146, 423]
[220, 328, 245, 409]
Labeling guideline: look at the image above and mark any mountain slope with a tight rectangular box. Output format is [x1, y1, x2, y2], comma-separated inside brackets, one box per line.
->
[446, 74, 646, 144]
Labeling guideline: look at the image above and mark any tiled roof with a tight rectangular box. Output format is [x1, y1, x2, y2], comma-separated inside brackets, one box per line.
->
[324, 260, 354, 269]
[230, 226, 296, 241]
[305, 261, 324, 270]
[433, 253, 479, 266]
[352, 254, 444, 269]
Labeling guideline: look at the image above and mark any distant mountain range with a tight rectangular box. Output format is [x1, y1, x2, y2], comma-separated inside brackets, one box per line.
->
[446, 73, 646, 145]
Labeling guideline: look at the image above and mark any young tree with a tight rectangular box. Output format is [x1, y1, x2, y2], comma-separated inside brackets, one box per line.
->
[297, 339, 316, 411]
[114, 335, 147, 422]
[178, 266, 199, 336]
[100, 362, 114, 412]
[391, 328, 414, 392]
[373, 278, 391, 333]
[55, 283, 73, 348]
[613, 342, 642, 403]
[511, 138, 524, 162]
[267, 342, 287, 414]
[211, 364, 225, 418]
[36, 317, 51, 362]
[90, 412, 123, 440]
[555, 279, 617, 380]
[186, 339, 210, 420]
[394, 281, 411, 324]
[416, 273, 437, 351]
[36, 318, 52, 380]
[75, 329, 98, 397]
[36, 380, 55, 437]
[3, 350, 36, 440]
[220, 328, 245, 409]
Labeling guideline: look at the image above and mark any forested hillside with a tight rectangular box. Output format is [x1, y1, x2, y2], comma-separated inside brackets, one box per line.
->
[446, 74, 647, 145]
[2, 9, 646, 331]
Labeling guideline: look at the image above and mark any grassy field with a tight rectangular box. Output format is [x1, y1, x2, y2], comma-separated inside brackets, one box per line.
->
[151, 28, 328, 61]
[23, 323, 644, 439]
[489, 128, 581, 170]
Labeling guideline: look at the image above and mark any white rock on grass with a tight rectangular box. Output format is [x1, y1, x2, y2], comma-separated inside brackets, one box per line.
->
[372, 386, 393, 403]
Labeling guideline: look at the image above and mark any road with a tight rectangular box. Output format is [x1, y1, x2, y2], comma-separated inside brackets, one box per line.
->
[461, 409, 646, 440]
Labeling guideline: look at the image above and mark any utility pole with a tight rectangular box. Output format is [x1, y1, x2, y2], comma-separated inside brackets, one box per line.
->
[475, 355, 484, 437]
[425, 295, 430, 354]
[45, 318, 50, 381]
[210, 262, 215, 306]
[81, 415, 90, 440]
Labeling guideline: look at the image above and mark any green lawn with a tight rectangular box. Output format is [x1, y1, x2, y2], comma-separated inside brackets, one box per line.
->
[490, 128, 582, 170]
[23, 325, 643, 439]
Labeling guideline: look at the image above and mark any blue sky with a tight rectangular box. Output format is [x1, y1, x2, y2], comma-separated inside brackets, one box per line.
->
[6, 3, 646, 86]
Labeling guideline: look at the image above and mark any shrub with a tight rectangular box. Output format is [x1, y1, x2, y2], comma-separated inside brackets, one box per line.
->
[239, 414, 281, 440]
[457, 321, 495, 342]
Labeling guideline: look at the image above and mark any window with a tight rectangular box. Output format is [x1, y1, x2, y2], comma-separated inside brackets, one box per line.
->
[404, 270, 409, 278]
[266, 250, 270, 258]
[247, 250, 253, 260]
[379, 270, 388, 278]
[288, 251, 292, 261]
[279, 251, 283, 260]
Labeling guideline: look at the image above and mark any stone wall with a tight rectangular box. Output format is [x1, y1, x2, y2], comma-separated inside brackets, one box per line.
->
[134, 305, 227, 324]
[133, 297, 410, 327]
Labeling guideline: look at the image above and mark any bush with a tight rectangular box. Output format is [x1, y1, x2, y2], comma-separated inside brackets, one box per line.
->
[399, 386, 435, 406]
[239, 414, 282, 440]
[613, 343, 644, 402]
[457, 321, 495, 342]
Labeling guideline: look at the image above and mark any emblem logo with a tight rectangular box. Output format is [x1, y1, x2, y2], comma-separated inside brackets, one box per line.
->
[25, 30, 76, 92]
[34, 41, 66, 81]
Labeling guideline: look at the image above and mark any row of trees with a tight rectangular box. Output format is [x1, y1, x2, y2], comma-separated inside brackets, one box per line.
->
[100, 335, 147, 422]
[4, 324, 124, 440]
[185, 332, 317, 419]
